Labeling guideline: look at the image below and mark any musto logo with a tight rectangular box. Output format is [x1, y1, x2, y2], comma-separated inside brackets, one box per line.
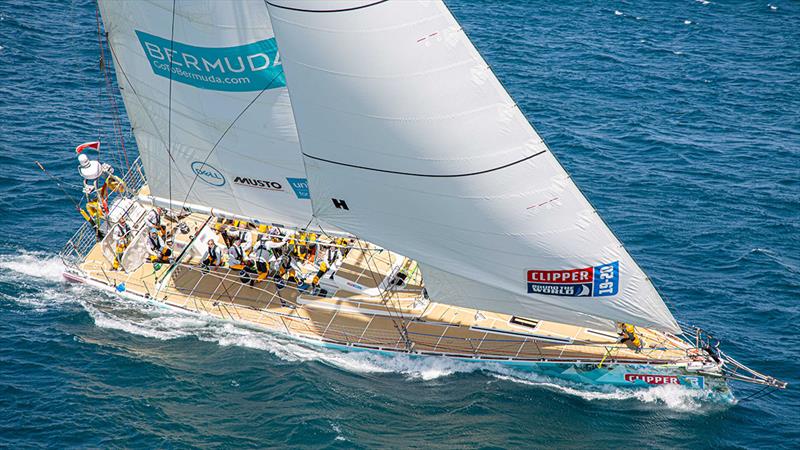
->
[135, 30, 285, 92]
[234, 176, 283, 191]
[625, 374, 705, 389]
[191, 162, 225, 187]
[526, 261, 619, 297]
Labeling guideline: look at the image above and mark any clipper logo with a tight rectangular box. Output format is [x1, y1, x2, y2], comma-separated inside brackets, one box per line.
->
[526, 261, 619, 297]
[624, 373, 705, 389]
[135, 30, 285, 92]
[191, 161, 225, 187]
[233, 176, 283, 191]
[286, 178, 310, 199]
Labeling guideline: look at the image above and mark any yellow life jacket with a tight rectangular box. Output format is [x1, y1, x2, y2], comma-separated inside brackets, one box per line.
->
[85, 201, 104, 218]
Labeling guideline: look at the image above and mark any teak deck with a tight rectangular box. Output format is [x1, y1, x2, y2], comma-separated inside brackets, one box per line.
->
[75, 210, 695, 366]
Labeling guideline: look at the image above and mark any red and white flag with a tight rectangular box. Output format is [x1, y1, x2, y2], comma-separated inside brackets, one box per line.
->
[75, 141, 100, 154]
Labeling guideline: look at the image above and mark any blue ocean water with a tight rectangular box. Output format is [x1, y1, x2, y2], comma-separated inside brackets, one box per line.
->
[1, 0, 798, 447]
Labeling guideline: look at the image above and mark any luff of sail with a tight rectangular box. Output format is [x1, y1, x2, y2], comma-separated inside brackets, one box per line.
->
[97, 0, 314, 229]
[265, 0, 681, 334]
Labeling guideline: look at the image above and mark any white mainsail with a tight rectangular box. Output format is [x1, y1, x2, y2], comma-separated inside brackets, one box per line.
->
[266, 0, 681, 333]
[98, 0, 314, 228]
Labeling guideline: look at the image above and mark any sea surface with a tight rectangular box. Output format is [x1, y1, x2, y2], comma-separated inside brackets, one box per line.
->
[1, 0, 798, 448]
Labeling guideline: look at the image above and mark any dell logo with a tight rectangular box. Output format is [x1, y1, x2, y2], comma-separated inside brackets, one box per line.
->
[191, 161, 226, 187]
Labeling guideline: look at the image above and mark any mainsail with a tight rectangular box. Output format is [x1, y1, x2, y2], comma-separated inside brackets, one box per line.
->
[265, 0, 681, 333]
[97, 0, 314, 228]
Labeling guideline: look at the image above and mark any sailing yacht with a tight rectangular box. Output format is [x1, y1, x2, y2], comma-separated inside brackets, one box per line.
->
[59, 0, 786, 395]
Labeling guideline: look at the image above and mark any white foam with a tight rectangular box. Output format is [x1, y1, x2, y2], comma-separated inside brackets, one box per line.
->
[0, 252, 65, 282]
[84, 302, 209, 340]
[490, 373, 732, 411]
[330, 422, 346, 441]
[0, 251, 732, 407]
[684, 19, 693, 25]
[315, 350, 482, 381]
[75, 296, 734, 408]
[0, 253, 81, 311]
[614, 10, 623, 16]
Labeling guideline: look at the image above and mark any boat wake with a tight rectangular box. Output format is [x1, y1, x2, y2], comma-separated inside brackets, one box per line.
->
[489, 373, 733, 411]
[1, 252, 734, 410]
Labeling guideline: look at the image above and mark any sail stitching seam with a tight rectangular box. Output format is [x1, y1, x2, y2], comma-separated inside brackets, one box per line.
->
[265, 0, 388, 14]
[303, 150, 547, 178]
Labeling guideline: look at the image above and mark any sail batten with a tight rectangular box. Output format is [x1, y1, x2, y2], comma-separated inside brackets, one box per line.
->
[267, 0, 681, 333]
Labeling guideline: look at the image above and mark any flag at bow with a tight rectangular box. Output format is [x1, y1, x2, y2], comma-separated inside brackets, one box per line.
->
[75, 141, 100, 154]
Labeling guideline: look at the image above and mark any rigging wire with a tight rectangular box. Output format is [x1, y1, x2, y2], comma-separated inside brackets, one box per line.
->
[176, 69, 286, 211]
[104, 31, 174, 164]
[94, 2, 129, 171]
[167, 0, 177, 214]
[316, 222, 414, 351]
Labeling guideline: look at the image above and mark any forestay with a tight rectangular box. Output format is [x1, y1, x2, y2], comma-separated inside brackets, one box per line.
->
[98, 0, 314, 228]
[266, 0, 681, 333]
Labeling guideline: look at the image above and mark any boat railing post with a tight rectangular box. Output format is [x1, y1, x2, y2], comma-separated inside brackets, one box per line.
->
[514, 339, 527, 358]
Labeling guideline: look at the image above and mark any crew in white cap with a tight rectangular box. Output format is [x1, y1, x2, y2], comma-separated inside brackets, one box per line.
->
[78, 153, 113, 195]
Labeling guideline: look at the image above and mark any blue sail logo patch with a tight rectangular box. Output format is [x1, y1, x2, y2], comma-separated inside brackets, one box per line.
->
[526, 261, 619, 297]
[135, 30, 285, 92]
[286, 178, 310, 199]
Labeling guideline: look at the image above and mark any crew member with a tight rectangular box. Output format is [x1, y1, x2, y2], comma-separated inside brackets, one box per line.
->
[145, 228, 172, 263]
[703, 340, 722, 364]
[238, 260, 259, 286]
[306, 233, 318, 263]
[227, 239, 247, 268]
[269, 227, 286, 258]
[145, 207, 167, 237]
[111, 217, 131, 270]
[233, 222, 254, 253]
[618, 323, 642, 351]
[201, 239, 224, 271]
[251, 236, 273, 276]
[311, 261, 330, 290]
[77, 153, 113, 195]
[274, 254, 298, 290]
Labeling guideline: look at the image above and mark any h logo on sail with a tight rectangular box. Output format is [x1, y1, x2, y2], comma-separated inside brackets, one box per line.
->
[135, 30, 285, 92]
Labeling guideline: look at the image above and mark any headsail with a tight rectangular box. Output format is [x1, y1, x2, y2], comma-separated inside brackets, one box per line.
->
[266, 0, 681, 333]
[97, 0, 314, 228]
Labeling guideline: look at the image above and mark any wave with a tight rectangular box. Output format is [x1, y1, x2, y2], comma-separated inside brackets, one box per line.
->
[0, 252, 733, 410]
[0, 252, 66, 282]
[489, 373, 733, 412]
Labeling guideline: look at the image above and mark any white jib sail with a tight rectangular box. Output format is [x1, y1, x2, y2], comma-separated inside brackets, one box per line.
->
[266, 0, 681, 333]
[98, 0, 315, 228]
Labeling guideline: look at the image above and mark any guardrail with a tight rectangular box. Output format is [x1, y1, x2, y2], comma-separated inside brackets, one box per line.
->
[59, 157, 146, 270]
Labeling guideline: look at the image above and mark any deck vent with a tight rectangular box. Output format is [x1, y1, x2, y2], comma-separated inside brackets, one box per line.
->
[509, 316, 540, 330]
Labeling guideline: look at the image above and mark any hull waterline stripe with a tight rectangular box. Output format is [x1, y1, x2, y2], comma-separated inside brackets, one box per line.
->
[303, 150, 547, 178]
